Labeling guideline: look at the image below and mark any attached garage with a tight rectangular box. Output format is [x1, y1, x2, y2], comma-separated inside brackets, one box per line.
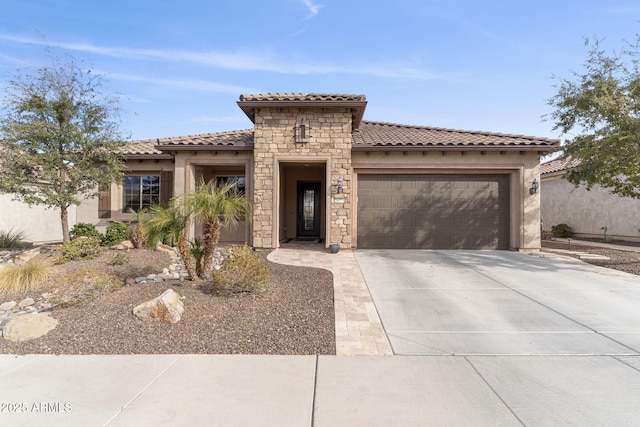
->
[357, 174, 510, 249]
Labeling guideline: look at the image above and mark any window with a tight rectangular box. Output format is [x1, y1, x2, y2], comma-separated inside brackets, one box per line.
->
[123, 175, 160, 212]
[216, 176, 246, 195]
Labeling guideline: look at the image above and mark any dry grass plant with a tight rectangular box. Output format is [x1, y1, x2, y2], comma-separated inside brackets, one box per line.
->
[0, 258, 52, 296]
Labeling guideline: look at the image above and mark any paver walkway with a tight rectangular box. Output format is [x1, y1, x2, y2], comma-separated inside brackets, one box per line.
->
[268, 246, 392, 356]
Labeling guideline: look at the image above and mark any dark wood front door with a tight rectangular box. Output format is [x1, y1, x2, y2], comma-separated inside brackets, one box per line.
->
[297, 182, 321, 238]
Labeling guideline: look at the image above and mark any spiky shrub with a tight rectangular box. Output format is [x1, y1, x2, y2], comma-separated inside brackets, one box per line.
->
[101, 222, 129, 246]
[70, 223, 103, 241]
[0, 228, 25, 249]
[46, 268, 123, 306]
[126, 208, 148, 249]
[0, 258, 52, 296]
[56, 236, 102, 263]
[208, 245, 269, 295]
[551, 223, 572, 238]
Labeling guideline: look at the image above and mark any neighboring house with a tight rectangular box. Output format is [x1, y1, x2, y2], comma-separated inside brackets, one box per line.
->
[78, 93, 558, 250]
[0, 193, 77, 244]
[541, 157, 640, 241]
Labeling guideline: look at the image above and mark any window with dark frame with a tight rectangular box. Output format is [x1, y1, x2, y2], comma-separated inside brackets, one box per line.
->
[215, 176, 246, 195]
[123, 175, 160, 212]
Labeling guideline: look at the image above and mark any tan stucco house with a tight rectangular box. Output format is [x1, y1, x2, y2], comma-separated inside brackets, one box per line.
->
[541, 157, 640, 242]
[79, 93, 559, 250]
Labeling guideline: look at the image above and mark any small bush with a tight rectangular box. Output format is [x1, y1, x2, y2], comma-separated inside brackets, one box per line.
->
[102, 222, 129, 246]
[551, 223, 572, 238]
[57, 236, 102, 263]
[45, 268, 123, 306]
[107, 252, 130, 266]
[0, 228, 26, 249]
[208, 245, 270, 295]
[70, 223, 103, 241]
[0, 258, 52, 296]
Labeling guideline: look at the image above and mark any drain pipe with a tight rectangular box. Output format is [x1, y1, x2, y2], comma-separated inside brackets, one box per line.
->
[601, 226, 608, 242]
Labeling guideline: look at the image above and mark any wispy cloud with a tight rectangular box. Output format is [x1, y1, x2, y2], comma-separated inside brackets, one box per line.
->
[105, 72, 262, 95]
[302, 0, 322, 20]
[0, 33, 439, 81]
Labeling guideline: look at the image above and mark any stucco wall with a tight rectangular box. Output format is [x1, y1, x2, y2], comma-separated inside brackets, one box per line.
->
[0, 193, 76, 243]
[541, 174, 640, 240]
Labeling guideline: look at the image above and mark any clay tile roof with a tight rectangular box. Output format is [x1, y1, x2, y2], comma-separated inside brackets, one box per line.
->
[119, 140, 170, 158]
[353, 121, 560, 151]
[540, 157, 580, 175]
[154, 129, 254, 149]
[239, 93, 366, 102]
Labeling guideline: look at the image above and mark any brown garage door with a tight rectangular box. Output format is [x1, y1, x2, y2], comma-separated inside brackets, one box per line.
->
[357, 175, 510, 249]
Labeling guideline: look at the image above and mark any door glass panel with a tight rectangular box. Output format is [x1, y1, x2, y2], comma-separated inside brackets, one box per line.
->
[303, 188, 315, 231]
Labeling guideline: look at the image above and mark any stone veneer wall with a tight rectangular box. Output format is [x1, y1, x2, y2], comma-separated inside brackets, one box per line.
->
[252, 107, 353, 248]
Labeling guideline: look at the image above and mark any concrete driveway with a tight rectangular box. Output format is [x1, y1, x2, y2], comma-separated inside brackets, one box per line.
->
[354, 250, 640, 356]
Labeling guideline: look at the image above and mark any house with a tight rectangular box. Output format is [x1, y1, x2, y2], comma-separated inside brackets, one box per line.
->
[78, 93, 559, 250]
[541, 157, 640, 241]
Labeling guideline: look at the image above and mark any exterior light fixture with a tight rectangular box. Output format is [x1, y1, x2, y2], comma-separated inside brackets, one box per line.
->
[529, 179, 539, 195]
[294, 117, 311, 143]
[337, 176, 344, 194]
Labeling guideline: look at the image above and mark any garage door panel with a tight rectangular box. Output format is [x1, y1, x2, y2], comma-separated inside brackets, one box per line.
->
[357, 175, 510, 250]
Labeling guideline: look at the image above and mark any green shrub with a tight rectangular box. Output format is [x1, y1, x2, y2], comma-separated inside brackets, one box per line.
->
[102, 222, 129, 246]
[0, 258, 52, 296]
[70, 223, 103, 241]
[551, 223, 572, 238]
[0, 228, 26, 249]
[45, 268, 123, 306]
[57, 236, 102, 263]
[208, 245, 269, 295]
[107, 252, 130, 266]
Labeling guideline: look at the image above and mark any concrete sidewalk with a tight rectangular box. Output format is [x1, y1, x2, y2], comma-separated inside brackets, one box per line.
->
[2, 354, 640, 426]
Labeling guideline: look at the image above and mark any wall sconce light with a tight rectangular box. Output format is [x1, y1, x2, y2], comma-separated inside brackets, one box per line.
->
[294, 117, 311, 143]
[529, 179, 539, 195]
[337, 176, 344, 194]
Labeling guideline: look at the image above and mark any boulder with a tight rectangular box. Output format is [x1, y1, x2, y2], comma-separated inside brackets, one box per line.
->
[18, 297, 35, 308]
[3, 313, 59, 342]
[133, 288, 184, 324]
[13, 248, 41, 265]
[0, 301, 17, 311]
[111, 240, 134, 250]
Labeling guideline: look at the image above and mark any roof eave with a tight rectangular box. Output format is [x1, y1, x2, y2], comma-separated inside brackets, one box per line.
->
[155, 144, 254, 152]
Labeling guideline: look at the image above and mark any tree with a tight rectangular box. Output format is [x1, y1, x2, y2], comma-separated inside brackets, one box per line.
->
[547, 36, 640, 198]
[0, 53, 126, 241]
[187, 179, 251, 279]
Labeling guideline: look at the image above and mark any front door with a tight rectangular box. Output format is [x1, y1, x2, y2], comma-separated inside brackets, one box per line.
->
[297, 182, 321, 238]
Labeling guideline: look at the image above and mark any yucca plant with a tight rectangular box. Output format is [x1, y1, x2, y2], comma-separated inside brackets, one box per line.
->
[187, 179, 252, 279]
[0, 258, 52, 296]
[143, 197, 199, 281]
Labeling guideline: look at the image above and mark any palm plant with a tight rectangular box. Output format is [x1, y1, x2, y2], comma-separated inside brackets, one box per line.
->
[187, 179, 252, 278]
[143, 197, 199, 281]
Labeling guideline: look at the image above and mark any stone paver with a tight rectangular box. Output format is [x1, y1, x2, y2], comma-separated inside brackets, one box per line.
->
[268, 246, 392, 355]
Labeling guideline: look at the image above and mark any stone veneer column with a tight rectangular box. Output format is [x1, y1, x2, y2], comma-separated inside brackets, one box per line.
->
[252, 107, 353, 248]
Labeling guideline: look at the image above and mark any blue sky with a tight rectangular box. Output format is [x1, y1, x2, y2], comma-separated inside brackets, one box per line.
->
[1, 0, 639, 141]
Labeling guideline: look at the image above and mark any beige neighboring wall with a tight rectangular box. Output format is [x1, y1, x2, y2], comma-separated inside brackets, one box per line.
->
[541, 174, 640, 241]
[0, 193, 75, 243]
[352, 150, 543, 250]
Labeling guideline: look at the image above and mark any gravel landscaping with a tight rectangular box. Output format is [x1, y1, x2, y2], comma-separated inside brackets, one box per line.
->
[0, 248, 335, 355]
[542, 239, 640, 276]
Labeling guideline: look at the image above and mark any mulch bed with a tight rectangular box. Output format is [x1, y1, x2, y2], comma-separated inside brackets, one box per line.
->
[0, 248, 335, 355]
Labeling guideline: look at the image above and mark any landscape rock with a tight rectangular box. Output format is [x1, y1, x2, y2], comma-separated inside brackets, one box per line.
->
[2, 313, 59, 342]
[18, 297, 35, 308]
[12, 247, 40, 265]
[0, 301, 17, 311]
[133, 288, 184, 324]
[111, 240, 134, 250]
